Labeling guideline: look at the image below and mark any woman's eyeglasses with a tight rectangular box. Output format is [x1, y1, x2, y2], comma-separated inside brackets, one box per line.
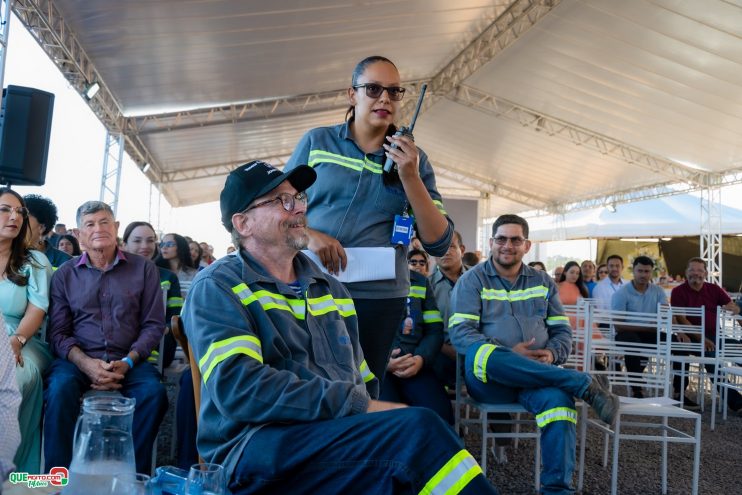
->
[160, 241, 176, 248]
[0, 205, 29, 217]
[352, 83, 406, 101]
[408, 259, 427, 266]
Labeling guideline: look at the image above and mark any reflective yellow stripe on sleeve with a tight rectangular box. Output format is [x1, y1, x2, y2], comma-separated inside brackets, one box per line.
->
[359, 359, 375, 383]
[473, 344, 497, 383]
[409, 285, 426, 299]
[199, 335, 263, 384]
[147, 350, 159, 363]
[160, 280, 171, 291]
[448, 313, 480, 329]
[167, 296, 184, 308]
[423, 310, 443, 324]
[432, 199, 447, 216]
[535, 407, 577, 428]
[546, 316, 569, 326]
[419, 449, 481, 495]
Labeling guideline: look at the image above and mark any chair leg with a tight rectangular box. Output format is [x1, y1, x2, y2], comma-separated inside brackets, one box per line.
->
[481, 414, 488, 469]
[534, 429, 541, 493]
[692, 416, 701, 495]
[514, 412, 521, 450]
[577, 403, 587, 492]
[661, 416, 668, 495]
[611, 416, 621, 495]
[602, 430, 609, 468]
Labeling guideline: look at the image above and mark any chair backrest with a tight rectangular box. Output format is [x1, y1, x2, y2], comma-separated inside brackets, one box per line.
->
[667, 304, 705, 356]
[170, 316, 201, 420]
[587, 304, 673, 396]
[562, 301, 591, 371]
[716, 308, 742, 364]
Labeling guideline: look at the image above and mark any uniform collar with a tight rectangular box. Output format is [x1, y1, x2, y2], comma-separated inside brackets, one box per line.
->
[238, 248, 327, 292]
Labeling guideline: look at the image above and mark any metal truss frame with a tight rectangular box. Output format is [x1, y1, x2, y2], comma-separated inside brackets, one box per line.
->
[432, 161, 550, 207]
[700, 187, 722, 285]
[0, 0, 12, 93]
[99, 131, 124, 216]
[161, 151, 294, 184]
[128, 82, 428, 136]
[448, 85, 709, 187]
[398, 0, 562, 123]
[535, 168, 742, 216]
[11, 0, 162, 180]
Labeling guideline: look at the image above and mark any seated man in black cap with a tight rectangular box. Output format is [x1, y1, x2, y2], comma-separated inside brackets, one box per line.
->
[182, 160, 498, 495]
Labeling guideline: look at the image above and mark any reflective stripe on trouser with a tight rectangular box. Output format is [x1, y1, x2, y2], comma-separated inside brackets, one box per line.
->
[419, 449, 482, 495]
[228, 408, 497, 495]
[464, 344, 584, 493]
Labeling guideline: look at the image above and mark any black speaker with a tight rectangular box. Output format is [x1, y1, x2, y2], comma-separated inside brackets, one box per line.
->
[0, 85, 55, 186]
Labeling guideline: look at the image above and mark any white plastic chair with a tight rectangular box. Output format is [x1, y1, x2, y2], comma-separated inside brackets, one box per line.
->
[578, 304, 701, 495]
[454, 354, 541, 491]
[666, 305, 710, 410]
[710, 309, 742, 429]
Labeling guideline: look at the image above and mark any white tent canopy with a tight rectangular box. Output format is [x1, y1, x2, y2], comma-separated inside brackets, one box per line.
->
[8, 0, 742, 219]
[527, 194, 742, 242]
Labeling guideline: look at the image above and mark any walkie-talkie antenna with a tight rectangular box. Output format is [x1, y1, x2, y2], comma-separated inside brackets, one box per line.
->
[383, 83, 428, 173]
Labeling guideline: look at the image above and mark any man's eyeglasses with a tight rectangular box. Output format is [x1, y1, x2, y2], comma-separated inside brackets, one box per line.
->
[492, 236, 526, 247]
[408, 259, 427, 266]
[160, 241, 176, 248]
[0, 205, 28, 217]
[352, 83, 406, 101]
[243, 191, 308, 214]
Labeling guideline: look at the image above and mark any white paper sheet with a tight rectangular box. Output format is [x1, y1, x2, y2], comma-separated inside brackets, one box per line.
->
[302, 247, 396, 283]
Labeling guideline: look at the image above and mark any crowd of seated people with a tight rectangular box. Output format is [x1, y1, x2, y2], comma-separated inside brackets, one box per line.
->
[2, 188, 741, 494]
[0, 192, 224, 479]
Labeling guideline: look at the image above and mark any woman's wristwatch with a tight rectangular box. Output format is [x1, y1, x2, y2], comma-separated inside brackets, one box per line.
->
[13, 334, 27, 347]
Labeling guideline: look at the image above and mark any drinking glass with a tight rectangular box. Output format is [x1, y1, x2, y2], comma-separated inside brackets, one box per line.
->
[111, 472, 151, 495]
[185, 463, 226, 495]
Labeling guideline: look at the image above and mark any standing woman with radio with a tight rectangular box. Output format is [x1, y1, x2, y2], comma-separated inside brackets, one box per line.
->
[284, 56, 453, 381]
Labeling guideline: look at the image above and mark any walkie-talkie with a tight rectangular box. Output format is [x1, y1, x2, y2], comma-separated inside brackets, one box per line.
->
[383, 83, 428, 173]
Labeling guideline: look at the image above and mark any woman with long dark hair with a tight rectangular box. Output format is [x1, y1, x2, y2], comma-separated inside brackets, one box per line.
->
[122, 221, 182, 368]
[284, 56, 453, 380]
[155, 233, 197, 297]
[0, 187, 53, 473]
[558, 260, 589, 304]
[56, 234, 81, 256]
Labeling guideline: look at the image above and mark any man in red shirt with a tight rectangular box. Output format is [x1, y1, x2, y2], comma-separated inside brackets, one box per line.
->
[671, 257, 741, 413]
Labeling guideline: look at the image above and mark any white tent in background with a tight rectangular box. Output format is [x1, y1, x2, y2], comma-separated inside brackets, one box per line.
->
[527, 195, 742, 242]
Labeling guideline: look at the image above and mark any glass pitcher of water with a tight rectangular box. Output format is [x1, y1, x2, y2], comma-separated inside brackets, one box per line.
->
[63, 395, 137, 494]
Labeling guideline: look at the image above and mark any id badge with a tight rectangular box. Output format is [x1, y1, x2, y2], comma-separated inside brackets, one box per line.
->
[391, 214, 414, 246]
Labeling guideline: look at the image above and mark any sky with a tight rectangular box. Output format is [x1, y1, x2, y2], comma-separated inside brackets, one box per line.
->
[3, 14, 232, 256]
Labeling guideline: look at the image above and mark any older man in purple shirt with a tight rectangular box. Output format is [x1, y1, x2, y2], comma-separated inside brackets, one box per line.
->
[44, 201, 167, 474]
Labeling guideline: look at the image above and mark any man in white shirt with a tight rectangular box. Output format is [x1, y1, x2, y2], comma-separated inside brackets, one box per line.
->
[593, 255, 628, 309]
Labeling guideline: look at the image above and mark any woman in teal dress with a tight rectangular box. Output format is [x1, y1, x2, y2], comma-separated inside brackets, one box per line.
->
[0, 187, 53, 473]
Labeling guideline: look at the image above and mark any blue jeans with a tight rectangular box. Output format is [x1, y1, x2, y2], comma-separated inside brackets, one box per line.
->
[229, 407, 498, 495]
[465, 344, 592, 495]
[43, 358, 168, 473]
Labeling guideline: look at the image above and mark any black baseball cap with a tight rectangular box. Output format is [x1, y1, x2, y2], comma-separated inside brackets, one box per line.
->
[220, 160, 316, 232]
